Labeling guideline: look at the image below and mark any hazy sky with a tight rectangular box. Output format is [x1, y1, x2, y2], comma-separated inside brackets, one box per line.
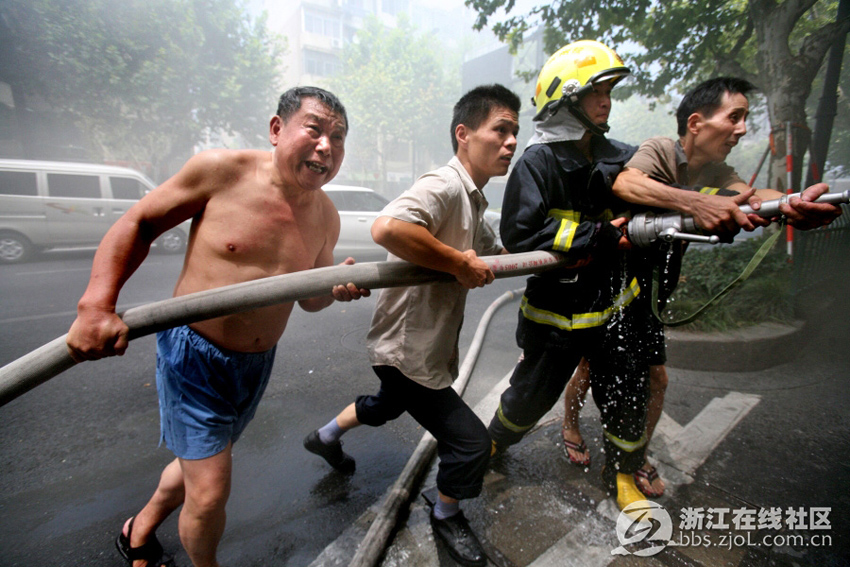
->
[246, 0, 532, 23]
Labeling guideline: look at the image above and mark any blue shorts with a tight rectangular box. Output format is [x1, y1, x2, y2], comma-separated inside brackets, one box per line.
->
[156, 325, 276, 460]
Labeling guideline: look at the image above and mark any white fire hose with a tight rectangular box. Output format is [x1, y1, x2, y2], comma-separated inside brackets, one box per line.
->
[0, 251, 566, 407]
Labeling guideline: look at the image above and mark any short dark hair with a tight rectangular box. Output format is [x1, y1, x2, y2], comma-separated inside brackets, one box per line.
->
[276, 86, 348, 133]
[676, 77, 756, 137]
[450, 84, 521, 154]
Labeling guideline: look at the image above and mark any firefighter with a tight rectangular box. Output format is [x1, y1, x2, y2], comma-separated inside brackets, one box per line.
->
[485, 40, 753, 512]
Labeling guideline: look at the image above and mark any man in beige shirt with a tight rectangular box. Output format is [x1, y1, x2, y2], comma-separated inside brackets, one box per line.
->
[67, 87, 369, 567]
[303, 84, 519, 567]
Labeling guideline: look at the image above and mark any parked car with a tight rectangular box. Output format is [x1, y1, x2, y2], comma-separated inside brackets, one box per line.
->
[323, 184, 390, 262]
[322, 183, 504, 263]
[0, 159, 189, 263]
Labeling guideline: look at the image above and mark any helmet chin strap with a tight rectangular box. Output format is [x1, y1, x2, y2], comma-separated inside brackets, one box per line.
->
[566, 104, 609, 136]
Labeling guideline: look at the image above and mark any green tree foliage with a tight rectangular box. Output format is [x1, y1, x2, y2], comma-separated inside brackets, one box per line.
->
[0, 0, 285, 177]
[331, 14, 456, 194]
[466, 0, 850, 189]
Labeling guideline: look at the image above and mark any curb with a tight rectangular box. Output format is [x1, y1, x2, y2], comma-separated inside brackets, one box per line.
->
[666, 319, 806, 371]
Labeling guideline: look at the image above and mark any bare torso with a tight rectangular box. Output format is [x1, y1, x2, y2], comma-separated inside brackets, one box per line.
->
[174, 150, 335, 352]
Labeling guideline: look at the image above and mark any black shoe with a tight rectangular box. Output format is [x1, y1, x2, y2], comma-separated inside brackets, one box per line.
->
[430, 510, 486, 567]
[303, 430, 356, 474]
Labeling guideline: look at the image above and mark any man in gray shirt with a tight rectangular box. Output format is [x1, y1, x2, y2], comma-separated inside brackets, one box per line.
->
[304, 84, 519, 567]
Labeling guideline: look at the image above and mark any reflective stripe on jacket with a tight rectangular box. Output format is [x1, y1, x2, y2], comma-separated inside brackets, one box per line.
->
[499, 136, 644, 344]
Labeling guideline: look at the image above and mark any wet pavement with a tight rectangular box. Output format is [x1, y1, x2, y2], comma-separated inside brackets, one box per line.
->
[2, 256, 847, 567]
[309, 291, 850, 567]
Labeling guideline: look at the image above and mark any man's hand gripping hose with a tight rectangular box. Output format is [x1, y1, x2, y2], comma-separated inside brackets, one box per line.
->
[626, 190, 849, 248]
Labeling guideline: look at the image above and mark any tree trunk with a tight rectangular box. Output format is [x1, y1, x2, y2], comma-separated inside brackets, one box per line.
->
[752, 0, 816, 193]
[377, 128, 387, 194]
[807, 0, 850, 185]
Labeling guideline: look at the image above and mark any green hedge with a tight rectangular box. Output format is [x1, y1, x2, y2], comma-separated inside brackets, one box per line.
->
[659, 229, 794, 332]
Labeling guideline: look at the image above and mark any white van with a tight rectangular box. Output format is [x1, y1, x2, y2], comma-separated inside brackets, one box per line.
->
[0, 159, 189, 263]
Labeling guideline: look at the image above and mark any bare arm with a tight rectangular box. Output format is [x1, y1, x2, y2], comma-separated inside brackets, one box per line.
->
[66, 151, 220, 361]
[613, 167, 756, 234]
[371, 216, 494, 289]
[728, 181, 842, 229]
[298, 200, 370, 313]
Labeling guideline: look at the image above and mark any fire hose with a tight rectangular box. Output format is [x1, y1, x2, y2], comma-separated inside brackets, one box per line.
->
[627, 189, 850, 325]
[626, 189, 850, 247]
[3, 190, 846, 407]
[0, 251, 568, 407]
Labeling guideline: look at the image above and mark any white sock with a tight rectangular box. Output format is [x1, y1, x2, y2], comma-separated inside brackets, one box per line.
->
[433, 498, 459, 520]
[318, 418, 344, 444]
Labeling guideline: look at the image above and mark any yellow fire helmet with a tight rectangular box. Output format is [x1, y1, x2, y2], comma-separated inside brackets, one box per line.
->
[532, 39, 630, 132]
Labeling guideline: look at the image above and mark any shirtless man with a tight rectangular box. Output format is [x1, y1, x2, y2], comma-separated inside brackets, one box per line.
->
[66, 86, 369, 567]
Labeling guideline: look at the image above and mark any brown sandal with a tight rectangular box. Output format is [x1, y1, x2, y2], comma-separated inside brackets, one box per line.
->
[561, 428, 591, 467]
[634, 464, 665, 498]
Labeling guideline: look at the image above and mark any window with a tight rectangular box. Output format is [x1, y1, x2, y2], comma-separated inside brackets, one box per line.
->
[304, 10, 341, 39]
[304, 12, 320, 34]
[47, 173, 100, 199]
[347, 191, 388, 212]
[0, 170, 38, 196]
[303, 50, 342, 77]
[325, 190, 348, 210]
[110, 176, 146, 200]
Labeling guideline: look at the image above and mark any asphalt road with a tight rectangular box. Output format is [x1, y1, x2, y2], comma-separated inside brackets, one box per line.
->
[1, 249, 848, 567]
[0, 249, 523, 567]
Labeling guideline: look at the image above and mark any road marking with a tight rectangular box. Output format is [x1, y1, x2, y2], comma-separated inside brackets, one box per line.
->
[528, 512, 617, 567]
[308, 362, 761, 567]
[472, 369, 513, 421]
[527, 390, 761, 567]
[0, 310, 79, 325]
[661, 391, 761, 475]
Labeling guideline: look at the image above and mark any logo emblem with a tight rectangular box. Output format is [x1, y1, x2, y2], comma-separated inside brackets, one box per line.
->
[611, 500, 672, 556]
[561, 79, 582, 99]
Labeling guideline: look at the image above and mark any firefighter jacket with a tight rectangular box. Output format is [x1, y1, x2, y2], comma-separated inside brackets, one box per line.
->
[500, 136, 648, 349]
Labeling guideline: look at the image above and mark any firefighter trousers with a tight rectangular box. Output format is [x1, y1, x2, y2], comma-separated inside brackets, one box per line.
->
[488, 320, 650, 474]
